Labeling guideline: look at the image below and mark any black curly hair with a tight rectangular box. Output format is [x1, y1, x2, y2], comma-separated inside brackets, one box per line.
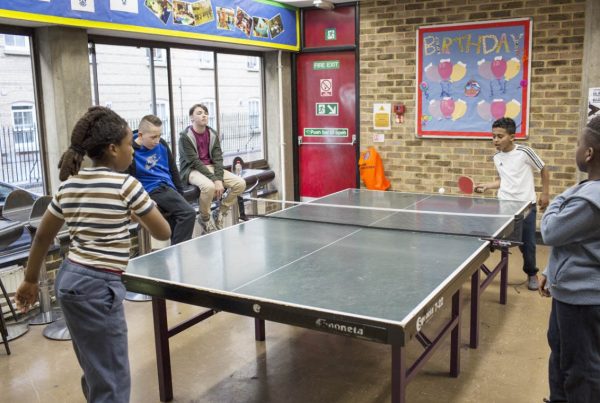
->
[585, 115, 600, 149]
[57, 106, 129, 181]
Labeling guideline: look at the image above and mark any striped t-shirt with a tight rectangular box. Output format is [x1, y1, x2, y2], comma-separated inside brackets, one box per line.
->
[48, 167, 155, 272]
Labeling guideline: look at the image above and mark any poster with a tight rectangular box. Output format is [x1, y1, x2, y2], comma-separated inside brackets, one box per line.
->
[588, 87, 600, 122]
[416, 18, 532, 139]
[373, 103, 391, 130]
[0, 0, 299, 51]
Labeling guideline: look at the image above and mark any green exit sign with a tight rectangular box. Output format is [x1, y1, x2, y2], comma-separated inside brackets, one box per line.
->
[316, 103, 339, 116]
[325, 28, 337, 41]
[313, 60, 340, 70]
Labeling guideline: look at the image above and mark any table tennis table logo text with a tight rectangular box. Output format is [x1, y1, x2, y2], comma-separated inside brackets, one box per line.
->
[416, 297, 444, 332]
[315, 318, 364, 336]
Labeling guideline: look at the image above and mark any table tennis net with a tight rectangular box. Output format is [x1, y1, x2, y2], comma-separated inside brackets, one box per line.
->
[259, 200, 522, 240]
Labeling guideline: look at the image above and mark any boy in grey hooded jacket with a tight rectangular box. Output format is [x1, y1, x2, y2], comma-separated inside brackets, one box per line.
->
[539, 116, 600, 403]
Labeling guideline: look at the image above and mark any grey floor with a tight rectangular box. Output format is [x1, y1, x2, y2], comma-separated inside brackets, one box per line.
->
[1, 245, 552, 403]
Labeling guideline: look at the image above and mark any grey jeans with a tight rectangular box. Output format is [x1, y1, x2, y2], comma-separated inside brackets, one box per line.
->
[55, 259, 130, 403]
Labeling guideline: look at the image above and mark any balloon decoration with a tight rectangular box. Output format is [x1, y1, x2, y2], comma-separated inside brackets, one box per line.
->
[505, 57, 521, 81]
[477, 100, 492, 121]
[440, 97, 455, 119]
[450, 61, 466, 83]
[451, 99, 467, 121]
[425, 62, 441, 83]
[428, 99, 443, 120]
[491, 98, 507, 119]
[505, 99, 521, 119]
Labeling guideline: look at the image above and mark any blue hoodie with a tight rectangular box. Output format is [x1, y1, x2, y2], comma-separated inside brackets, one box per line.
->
[541, 180, 600, 305]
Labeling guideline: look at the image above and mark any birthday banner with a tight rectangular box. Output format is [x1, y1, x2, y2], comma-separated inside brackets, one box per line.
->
[0, 0, 299, 51]
[416, 18, 532, 139]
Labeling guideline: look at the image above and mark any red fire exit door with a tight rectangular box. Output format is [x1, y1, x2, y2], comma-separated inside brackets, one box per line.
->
[296, 51, 358, 198]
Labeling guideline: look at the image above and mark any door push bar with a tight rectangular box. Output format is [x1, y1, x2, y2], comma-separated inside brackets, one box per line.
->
[298, 134, 356, 146]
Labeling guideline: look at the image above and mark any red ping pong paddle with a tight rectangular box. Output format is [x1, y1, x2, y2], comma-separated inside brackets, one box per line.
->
[457, 176, 475, 194]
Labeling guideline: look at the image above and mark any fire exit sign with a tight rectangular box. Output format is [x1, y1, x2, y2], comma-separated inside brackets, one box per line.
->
[325, 28, 336, 41]
[316, 103, 339, 116]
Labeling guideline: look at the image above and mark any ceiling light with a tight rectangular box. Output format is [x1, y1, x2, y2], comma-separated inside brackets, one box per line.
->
[313, 0, 335, 10]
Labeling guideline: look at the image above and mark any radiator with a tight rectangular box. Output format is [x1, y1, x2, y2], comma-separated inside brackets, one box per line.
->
[0, 265, 24, 316]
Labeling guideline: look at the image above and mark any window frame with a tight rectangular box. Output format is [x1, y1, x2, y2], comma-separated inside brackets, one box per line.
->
[88, 35, 268, 167]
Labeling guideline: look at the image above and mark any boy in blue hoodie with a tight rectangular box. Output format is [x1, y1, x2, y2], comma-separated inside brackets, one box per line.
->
[539, 116, 600, 403]
[129, 115, 195, 245]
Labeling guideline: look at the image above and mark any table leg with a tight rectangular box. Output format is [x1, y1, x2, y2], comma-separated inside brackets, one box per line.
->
[255, 318, 265, 341]
[470, 269, 481, 349]
[391, 344, 406, 403]
[500, 248, 509, 305]
[152, 298, 173, 402]
[450, 290, 461, 377]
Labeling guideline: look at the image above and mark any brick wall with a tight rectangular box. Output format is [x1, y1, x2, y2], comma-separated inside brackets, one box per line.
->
[359, 0, 585, 199]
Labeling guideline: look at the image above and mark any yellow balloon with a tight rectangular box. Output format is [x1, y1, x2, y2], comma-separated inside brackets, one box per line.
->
[505, 57, 521, 81]
[451, 99, 467, 121]
[450, 61, 467, 83]
[505, 99, 521, 119]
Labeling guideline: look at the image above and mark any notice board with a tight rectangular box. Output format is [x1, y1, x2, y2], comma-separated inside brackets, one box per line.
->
[416, 18, 532, 139]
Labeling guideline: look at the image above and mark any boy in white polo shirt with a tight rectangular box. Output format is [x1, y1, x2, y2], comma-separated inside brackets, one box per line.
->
[477, 117, 550, 290]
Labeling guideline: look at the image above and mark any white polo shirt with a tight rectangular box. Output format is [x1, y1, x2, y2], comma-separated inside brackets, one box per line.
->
[493, 145, 544, 203]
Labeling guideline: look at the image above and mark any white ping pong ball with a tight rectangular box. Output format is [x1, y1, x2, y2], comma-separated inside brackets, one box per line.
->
[438, 187, 445, 194]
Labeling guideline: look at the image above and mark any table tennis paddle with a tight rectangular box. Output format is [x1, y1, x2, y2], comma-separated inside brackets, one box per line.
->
[457, 176, 475, 194]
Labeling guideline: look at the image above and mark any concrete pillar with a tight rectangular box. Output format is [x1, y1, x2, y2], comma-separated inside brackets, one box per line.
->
[34, 26, 91, 193]
[264, 51, 294, 201]
[578, 0, 600, 181]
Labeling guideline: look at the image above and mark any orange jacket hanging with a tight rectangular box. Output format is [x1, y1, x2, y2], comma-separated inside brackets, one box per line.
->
[358, 146, 390, 191]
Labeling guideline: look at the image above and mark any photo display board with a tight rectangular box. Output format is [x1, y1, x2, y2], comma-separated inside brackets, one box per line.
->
[0, 0, 299, 51]
[416, 18, 532, 139]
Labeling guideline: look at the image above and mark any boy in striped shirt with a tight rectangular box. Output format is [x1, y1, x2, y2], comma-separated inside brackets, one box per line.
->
[477, 117, 550, 291]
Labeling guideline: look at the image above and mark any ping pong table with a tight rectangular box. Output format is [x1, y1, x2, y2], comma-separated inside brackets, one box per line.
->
[122, 189, 529, 403]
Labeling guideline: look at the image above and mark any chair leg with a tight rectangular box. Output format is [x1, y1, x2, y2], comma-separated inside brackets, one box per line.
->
[0, 307, 10, 355]
[0, 278, 18, 322]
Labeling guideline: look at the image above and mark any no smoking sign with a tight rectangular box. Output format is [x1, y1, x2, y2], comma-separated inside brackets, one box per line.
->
[320, 79, 333, 97]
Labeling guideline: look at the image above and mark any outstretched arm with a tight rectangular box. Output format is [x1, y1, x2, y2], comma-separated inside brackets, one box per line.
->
[475, 176, 500, 193]
[538, 165, 550, 211]
[15, 211, 64, 313]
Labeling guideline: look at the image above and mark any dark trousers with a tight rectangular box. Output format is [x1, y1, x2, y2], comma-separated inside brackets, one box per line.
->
[519, 204, 538, 276]
[150, 185, 196, 245]
[547, 299, 600, 403]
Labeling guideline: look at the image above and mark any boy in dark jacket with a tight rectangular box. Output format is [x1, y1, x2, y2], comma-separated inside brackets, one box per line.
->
[129, 115, 195, 245]
[539, 115, 600, 403]
[178, 104, 245, 234]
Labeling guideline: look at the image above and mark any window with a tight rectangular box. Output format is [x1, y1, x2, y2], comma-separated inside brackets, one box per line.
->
[90, 42, 265, 166]
[248, 99, 261, 133]
[147, 48, 166, 66]
[153, 100, 171, 141]
[199, 51, 214, 69]
[3, 34, 30, 55]
[246, 56, 259, 71]
[201, 99, 216, 128]
[217, 53, 264, 164]
[11, 103, 36, 145]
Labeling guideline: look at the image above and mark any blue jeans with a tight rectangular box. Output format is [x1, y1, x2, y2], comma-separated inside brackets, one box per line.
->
[519, 204, 538, 276]
[547, 299, 600, 403]
[55, 260, 130, 403]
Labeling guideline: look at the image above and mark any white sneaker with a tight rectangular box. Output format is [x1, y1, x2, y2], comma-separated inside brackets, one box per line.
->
[200, 217, 217, 234]
[212, 207, 229, 230]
